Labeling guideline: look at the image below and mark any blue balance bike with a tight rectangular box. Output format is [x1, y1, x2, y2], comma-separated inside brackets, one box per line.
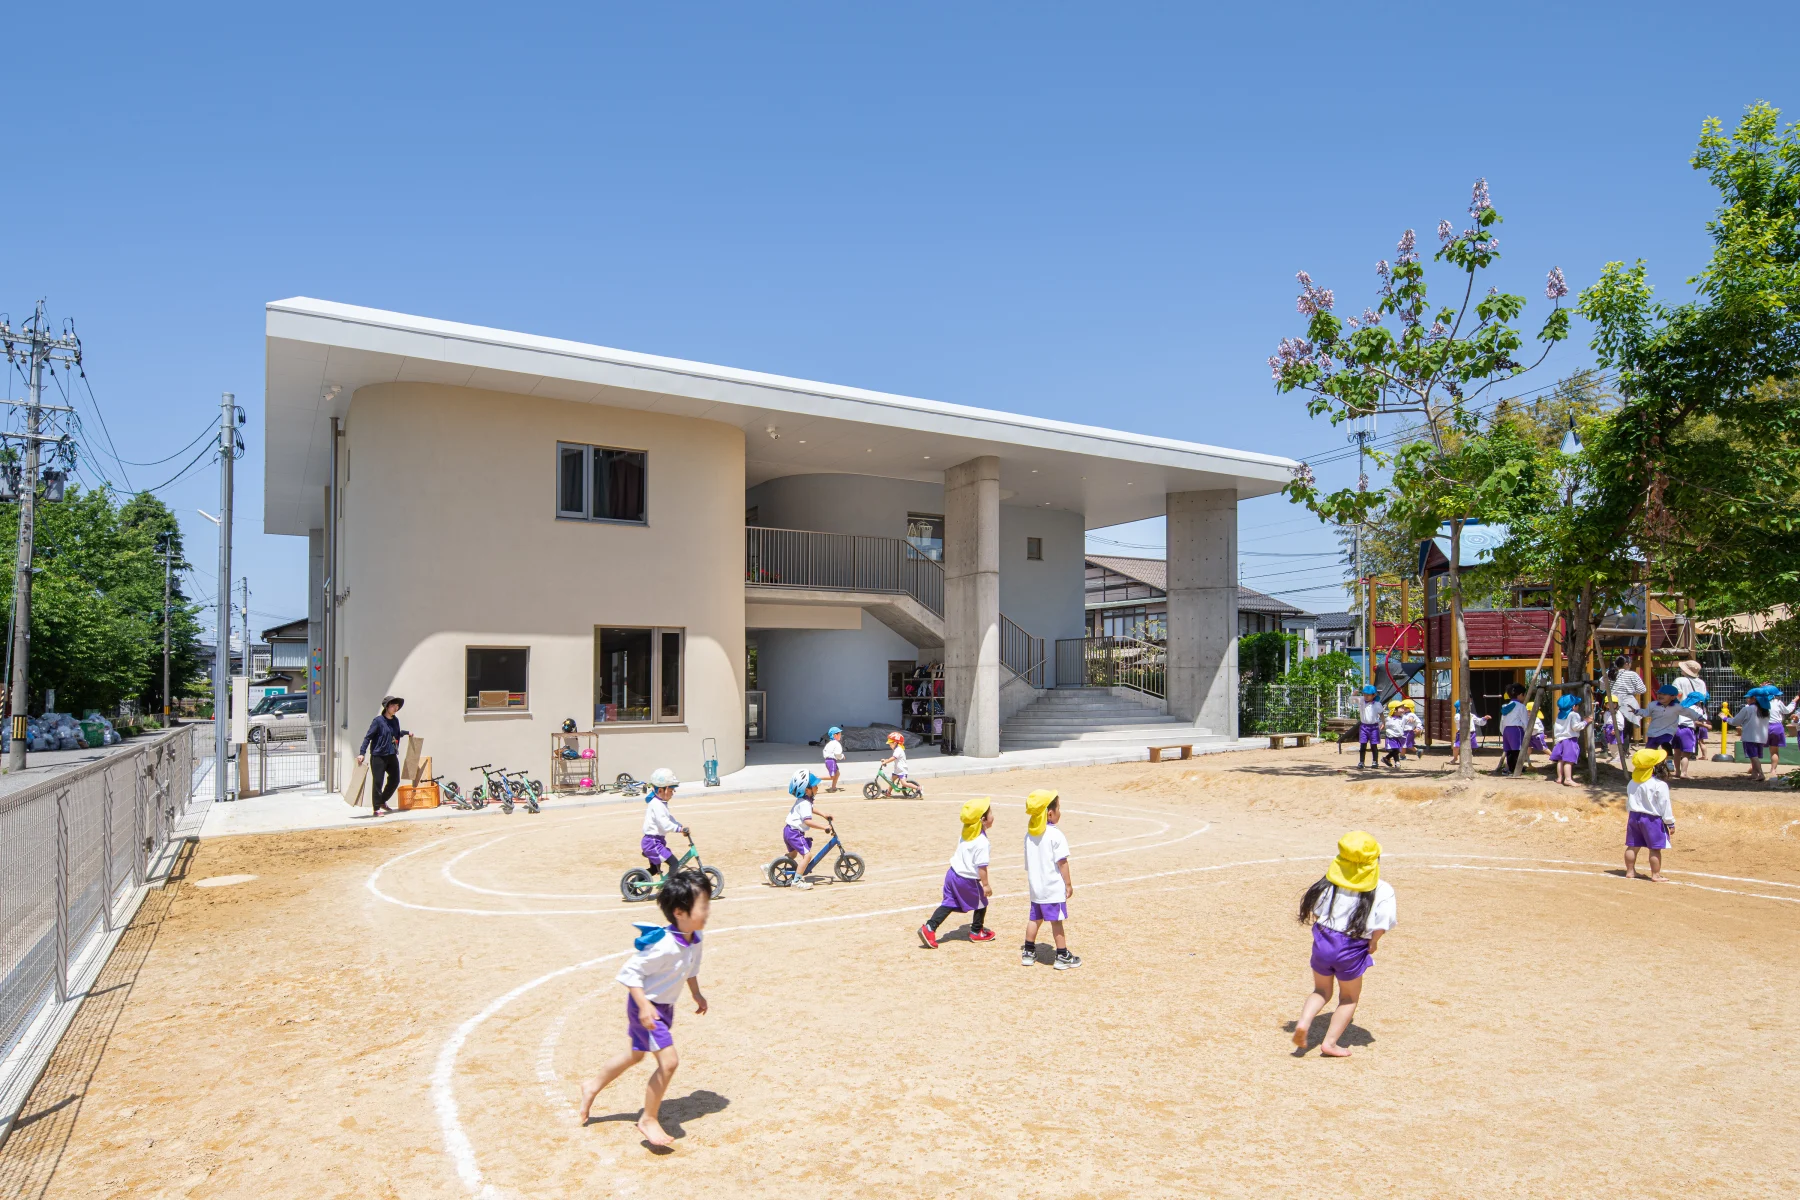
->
[769, 819, 865, 887]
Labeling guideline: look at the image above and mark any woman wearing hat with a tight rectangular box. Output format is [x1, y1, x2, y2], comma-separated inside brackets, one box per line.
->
[1625, 748, 1674, 880]
[1292, 832, 1396, 1057]
[356, 695, 410, 816]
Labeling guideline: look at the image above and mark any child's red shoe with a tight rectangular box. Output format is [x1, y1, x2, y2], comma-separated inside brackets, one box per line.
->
[968, 929, 996, 942]
[917, 924, 938, 949]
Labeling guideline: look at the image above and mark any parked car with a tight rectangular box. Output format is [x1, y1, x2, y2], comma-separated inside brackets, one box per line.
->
[248, 692, 312, 743]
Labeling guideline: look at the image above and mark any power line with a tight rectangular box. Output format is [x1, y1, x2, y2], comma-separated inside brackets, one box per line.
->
[102, 418, 219, 468]
[141, 437, 219, 494]
[71, 358, 133, 492]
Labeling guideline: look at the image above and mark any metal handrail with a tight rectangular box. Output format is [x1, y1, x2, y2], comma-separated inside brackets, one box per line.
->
[1000, 614, 1046, 689]
[745, 526, 945, 617]
[1055, 635, 1166, 699]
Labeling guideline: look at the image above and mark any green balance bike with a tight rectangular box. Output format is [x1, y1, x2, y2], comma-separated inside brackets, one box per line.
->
[620, 831, 725, 903]
[862, 766, 922, 799]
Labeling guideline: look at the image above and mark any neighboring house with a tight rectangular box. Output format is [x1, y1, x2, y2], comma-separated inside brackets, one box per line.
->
[1084, 555, 1315, 642]
[1315, 611, 1356, 655]
[264, 299, 1296, 789]
[261, 618, 312, 701]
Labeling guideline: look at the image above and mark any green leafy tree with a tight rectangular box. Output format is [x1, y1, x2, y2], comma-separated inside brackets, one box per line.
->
[1273, 179, 1572, 776]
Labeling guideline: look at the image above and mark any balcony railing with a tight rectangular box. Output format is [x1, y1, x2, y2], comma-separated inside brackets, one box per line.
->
[746, 526, 945, 618]
[1001, 614, 1046, 688]
[1056, 635, 1166, 699]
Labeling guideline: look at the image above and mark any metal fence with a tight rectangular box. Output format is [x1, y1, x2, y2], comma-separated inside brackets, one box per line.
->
[1001, 615, 1046, 688]
[0, 726, 201, 1066]
[1055, 637, 1166, 699]
[1239, 683, 1344, 735]
[745, 526, 945, 616]
[241, 726, 323, 796]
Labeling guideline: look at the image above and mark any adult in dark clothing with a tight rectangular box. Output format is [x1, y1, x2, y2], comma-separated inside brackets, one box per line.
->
[357, 696, 411, 816]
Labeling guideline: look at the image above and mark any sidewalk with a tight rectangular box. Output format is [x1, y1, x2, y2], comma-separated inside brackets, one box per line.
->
[196, 735, 1266, 839]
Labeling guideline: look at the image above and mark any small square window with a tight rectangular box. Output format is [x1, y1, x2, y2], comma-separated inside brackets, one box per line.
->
[557, 442, 647, 524]
[467, 647, 529, 710]
[1026, 537, 1043, 561]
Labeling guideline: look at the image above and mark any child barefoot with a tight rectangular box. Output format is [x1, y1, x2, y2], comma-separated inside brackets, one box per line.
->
[918, 798, 995, 948]
[1292, 832, 1395, 1058]
[639, 767, 686, 877]
[1550, 694, 1586, 786]
[1732, 688, 1775, 782]
[1021, 790, 1079, 970]
[578, 870, 711, 1145]
[1625, 749, 1674, 882]
[779, 769, 833, 890]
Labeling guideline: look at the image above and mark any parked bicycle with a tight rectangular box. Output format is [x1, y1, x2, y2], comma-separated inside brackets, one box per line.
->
[430, 773, 481, 811]
[471, 763, 542, 814]
[620, 831, 724, 902]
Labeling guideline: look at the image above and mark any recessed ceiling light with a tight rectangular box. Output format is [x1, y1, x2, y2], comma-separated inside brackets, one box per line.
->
[1030, 469, 1038, 473]
[923, 455, 931, 460]
[798, 440, 806, 444]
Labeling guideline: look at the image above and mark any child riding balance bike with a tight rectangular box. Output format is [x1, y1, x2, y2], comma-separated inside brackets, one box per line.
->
[863, 731, 923, 798]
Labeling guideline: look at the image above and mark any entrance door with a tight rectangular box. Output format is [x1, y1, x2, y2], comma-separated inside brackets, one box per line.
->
[1469, 668, 1515, 735]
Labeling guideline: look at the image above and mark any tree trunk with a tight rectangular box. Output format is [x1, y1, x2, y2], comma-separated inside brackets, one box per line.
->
[1572, 583, 1598, 785]
[1451, 519, 1475, 780]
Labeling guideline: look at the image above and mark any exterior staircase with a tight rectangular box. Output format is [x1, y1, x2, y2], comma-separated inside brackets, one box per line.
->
[999, 688, 1200, 751]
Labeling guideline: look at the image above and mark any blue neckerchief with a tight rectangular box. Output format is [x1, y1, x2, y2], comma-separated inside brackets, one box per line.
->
[632, 923, 666, 950]
[1502, 700, 1520, 714]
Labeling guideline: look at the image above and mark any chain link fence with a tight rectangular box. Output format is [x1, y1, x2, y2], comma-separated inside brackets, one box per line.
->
[0, 726, 202, 1076]
[1239, 683, 1358, 736]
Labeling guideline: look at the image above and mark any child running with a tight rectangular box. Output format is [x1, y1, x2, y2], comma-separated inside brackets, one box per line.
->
[1380, 705, 1408, 770]
[1292, 831, 1396, 1058]
[1550, 694, 1586, 786]
[1355, 685, 1382, 769]
[577, 869, 711, 1145]
[918, 798, 996, 948]
[1020, 790, 1079, 970]
[779, 769, 833, 889]
[1401, 699, 1425, 759]
[822, 726, 845, 792]
[1625, 749, 1675, 882]
[639, 767, 686, 878]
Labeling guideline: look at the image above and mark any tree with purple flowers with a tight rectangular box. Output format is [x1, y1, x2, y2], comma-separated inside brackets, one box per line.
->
[1271, 179, 1572, 777]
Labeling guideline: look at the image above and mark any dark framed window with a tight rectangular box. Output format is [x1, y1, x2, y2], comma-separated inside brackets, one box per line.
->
[467, 647, 529, 710]
[907, 513, 944, 562]
[1026, 537, 1043, 561]
[595, 626, 684, 723]
[557, 442, 647, 524]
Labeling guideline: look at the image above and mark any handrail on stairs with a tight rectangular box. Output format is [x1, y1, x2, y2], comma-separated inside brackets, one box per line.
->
[1000, 614, 1046, 689]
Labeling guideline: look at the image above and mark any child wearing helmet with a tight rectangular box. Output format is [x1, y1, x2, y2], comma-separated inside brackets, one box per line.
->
[1292, 832, 1396, 1057]
[1355, 685, 1382, 769]
[780, 769, 833, 890]
[822, 726, 845, 793]
[640, 768, 687, 876]
[880, 731, 909, 787]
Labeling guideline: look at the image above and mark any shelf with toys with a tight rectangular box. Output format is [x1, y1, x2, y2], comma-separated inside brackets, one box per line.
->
[551, 723, 600, 794]
[899, 662, 946, 745]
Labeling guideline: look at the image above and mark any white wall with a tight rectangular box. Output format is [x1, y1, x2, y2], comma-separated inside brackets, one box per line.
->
[756, 612, 923, 744]
[745, 473, 944, 538]
[998, 504, 1087, 684]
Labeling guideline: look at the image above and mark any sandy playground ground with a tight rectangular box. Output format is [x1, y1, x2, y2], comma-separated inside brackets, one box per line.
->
[3, 740, 1799, 1198]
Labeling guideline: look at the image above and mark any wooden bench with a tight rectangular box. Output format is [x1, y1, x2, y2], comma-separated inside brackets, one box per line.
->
[1147, 743, 1194, 763]
[1265, 732, 1314, 749]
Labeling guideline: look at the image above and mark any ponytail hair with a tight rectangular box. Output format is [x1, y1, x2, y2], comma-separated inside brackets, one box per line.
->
[1297, 877, 1375, 939]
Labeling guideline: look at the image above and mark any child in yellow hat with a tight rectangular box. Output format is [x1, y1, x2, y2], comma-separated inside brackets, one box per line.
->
[1379, 704, 1408, 770]
[1292, 832, 1396, 1057]
[1625, 748, 1674, 881]
[1021, 790, 1079, 970]
[918, 798, 996, 949]
[1399, 698, 1424, 760]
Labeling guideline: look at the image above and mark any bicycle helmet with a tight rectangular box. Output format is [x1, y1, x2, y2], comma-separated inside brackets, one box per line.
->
[886, 731, 905, 747]
[789, 768, 818, 798]
[560, 717, 577, 733]
[648, 767, 679, 790]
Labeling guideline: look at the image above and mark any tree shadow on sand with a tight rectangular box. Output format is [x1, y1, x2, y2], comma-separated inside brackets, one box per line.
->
[1283, 1017, 1376, 1057]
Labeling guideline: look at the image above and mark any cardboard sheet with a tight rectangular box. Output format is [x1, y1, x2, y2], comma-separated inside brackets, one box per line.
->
[344, 756, 371, 808]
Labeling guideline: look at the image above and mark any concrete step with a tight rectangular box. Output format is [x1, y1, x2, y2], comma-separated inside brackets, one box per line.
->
[1004, 717, 1187, 731]
[1001, 726, 1221, 750]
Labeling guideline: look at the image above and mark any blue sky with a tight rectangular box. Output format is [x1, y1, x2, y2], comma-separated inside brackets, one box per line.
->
[4, 2, 1795, 636]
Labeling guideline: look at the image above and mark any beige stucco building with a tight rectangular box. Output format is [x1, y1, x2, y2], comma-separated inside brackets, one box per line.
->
[264, 299, 1296, 792]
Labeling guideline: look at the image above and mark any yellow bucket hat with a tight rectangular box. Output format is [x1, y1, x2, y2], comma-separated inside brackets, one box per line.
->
[1631, 748, 1667, 784]
[1025, 789, 1058, 837]
[1325, 831, 1381, 893]
[959, 797, 992, 841]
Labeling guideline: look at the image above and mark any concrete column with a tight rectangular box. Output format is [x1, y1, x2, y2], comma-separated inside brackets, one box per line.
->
[1167, 489, 1238, 737]
[944, 456, 1001, 757]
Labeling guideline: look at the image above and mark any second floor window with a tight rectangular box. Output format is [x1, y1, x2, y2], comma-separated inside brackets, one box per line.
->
[558, 442, 647, 523]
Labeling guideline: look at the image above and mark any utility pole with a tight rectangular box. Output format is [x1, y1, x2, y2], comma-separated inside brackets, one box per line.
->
[2, 303, 81, 771]
[240, 576, 251, 681]
[214, 392, 239, 801]
[157, 532, 174, 725]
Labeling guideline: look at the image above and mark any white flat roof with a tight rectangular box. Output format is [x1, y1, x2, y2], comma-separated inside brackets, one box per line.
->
[263, 297, 1298, 537]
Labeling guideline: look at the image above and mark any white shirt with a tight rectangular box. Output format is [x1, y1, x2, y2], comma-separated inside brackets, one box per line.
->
[823, 737, 844, 762]
[1553, 711, 1586, 741]
[949, 833, 990, 880]
[1500, 700, 1530, 730]
[615, 927, 703, 1004]
[1626, 777, 1674, 822]
[889, 745, 908, 774]
[1023, 826, 1071, 904]
[1770, 699, 1791, 728]
[1402, 712, 1424, 734]
[1312, 880, 1397, 937]
[1643, 702, 1684, 739]
[642, 798, 682, 837]
[1382, 714, 1406, 738]
[1358, 700, 1383, 724]
[785, 796, 814, 831]
[1731, 705, 1770, 743]
[1532, 715, 1546, 738]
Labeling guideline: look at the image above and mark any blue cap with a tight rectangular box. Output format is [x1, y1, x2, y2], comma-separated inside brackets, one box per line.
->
[1557, 694, 1577, 714]
[827, 726, 843, 737]
[1657, 684, 1679, 697]
[1361, 685, 1377, 696]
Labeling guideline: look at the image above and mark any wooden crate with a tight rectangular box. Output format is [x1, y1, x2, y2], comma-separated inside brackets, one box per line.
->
[396, 781, 441, 810]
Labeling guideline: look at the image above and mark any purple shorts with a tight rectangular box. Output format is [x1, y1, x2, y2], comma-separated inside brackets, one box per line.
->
[1028, 901, 1068, 923]
[640, 834, 673, 864]
[1745, 742, 1765, 760]
[1625, 811, 1670, 850]
[1404, 731, 1416, 751]
[1550, 738, 1581, 763]
[783, 825, 811, 856]
[1310, 924, 1373, 981]
[1769, 726, 1787, 748]
[627, 998, 676, 1051]
[1602, 726, 1617, 745]
[1502, 726, 1524, 753]
[825, 757, 840, 777]
[1358, 722, 1380, 745]
[1530, 733, 1547, 753]
[1384, 736, 1405, 750]
[941, 869, 986, 912]
[1647, 733, 1676, 751]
